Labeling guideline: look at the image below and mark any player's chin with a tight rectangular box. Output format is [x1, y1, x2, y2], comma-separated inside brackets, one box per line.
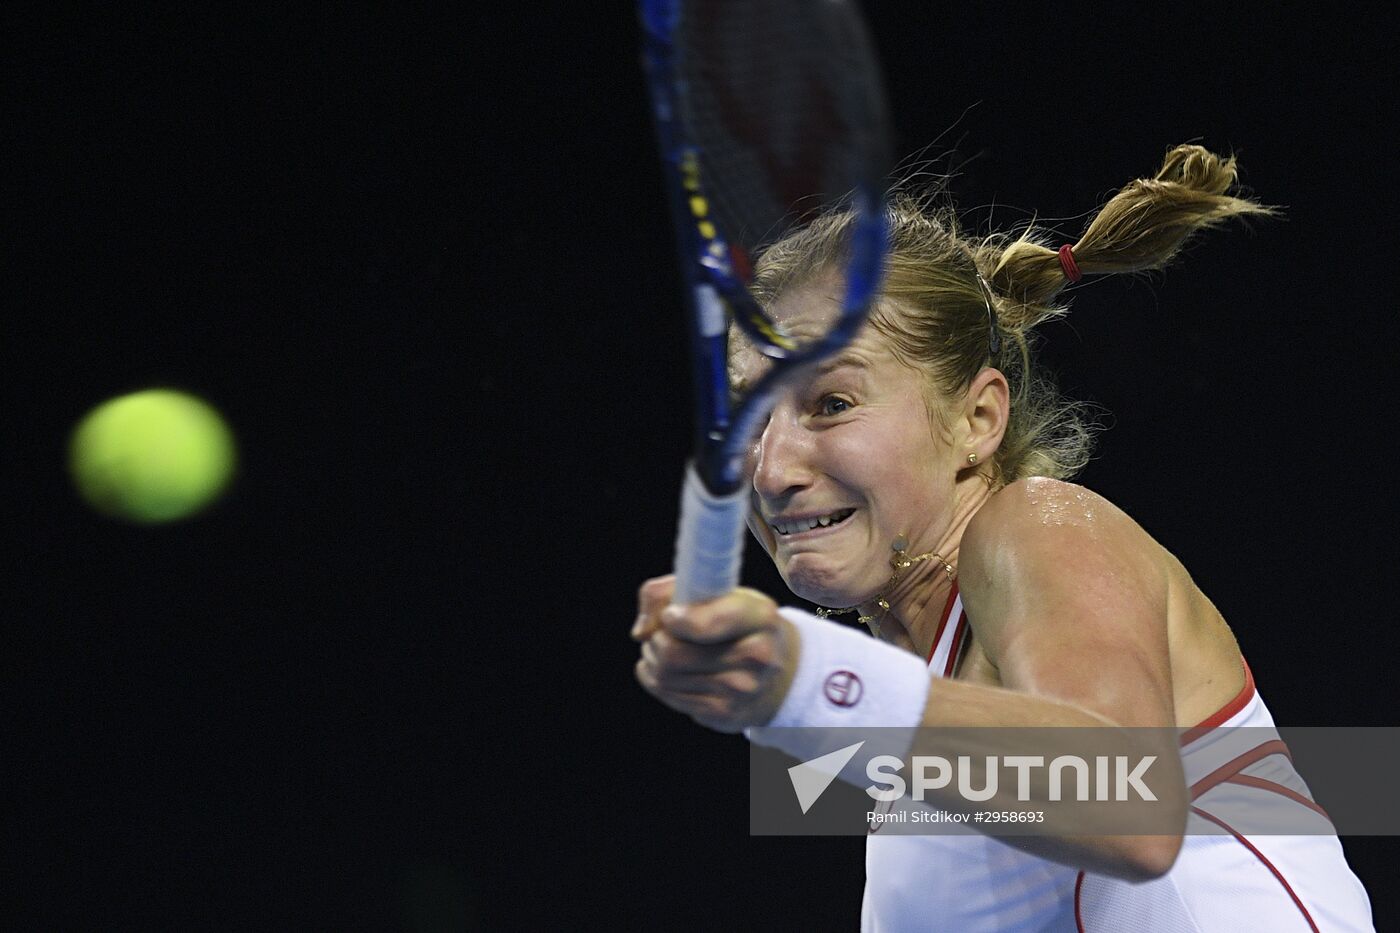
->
[779, 557, 863, 609]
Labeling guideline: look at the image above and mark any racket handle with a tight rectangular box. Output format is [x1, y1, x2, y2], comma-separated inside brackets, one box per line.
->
[672, 462, 748, 605]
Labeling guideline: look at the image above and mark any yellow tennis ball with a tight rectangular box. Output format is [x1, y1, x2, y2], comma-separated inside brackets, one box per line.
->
[69, 389, 237, 523]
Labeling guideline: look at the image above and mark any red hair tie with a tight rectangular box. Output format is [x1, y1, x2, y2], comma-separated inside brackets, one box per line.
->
[1057, 244, 1083, 283]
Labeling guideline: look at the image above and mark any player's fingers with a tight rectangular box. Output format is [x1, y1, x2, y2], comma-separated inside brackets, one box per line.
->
[635, 657, 714, 705]
[661, 587, 777, 644]
[632, 575, 676, 640]
[639, 638, 753, 691]
[643, 629, 775, 675]
[634, 660, 751, 732]
[638, 575, 675, 614]
[651, 666, 763, 698]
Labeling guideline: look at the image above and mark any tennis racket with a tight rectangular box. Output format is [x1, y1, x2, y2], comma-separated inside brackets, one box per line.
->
[639, 0, 894, 605]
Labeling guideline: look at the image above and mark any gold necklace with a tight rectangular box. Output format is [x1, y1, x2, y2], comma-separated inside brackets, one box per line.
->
[816, 534, 955, 638]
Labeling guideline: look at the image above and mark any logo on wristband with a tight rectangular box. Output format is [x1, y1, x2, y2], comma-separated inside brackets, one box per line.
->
[823, 670, 863, 707]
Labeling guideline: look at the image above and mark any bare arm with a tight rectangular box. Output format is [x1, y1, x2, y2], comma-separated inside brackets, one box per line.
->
[914, 478, 1186, 878]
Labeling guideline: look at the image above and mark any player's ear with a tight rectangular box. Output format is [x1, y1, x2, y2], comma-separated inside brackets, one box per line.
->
[959, 367, 1009, 467]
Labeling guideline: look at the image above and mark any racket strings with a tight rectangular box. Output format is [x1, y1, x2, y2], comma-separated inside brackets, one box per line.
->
[675, 0, 883, 260]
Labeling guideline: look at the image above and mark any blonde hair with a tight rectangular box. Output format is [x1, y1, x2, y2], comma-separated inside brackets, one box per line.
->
[751, 144, 1276, 485]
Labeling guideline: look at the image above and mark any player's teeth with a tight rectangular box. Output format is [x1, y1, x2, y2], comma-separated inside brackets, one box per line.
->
[774, 510, 856, 535]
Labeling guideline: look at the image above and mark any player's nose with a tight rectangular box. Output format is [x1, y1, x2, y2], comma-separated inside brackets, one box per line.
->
[750, 409, 815, 501]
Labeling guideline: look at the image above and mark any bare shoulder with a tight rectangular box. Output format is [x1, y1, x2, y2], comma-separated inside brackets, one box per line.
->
[956, 478, 1183, 726]
[959, 478, 1243, 728]
[959, 478, 1171, 657]
[963, 477, 1161, 575]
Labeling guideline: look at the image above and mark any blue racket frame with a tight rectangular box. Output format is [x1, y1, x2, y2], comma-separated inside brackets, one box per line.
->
[640, 0, 890, 602]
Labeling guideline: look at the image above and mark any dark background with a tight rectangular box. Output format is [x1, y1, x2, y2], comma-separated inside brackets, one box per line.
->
[10, 4, 1397, 929]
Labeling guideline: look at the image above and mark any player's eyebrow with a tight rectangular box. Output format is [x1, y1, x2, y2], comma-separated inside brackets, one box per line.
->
[730, 350, 870, 397]
[812, 351, 872, 376]
[812, 350, 873, 381]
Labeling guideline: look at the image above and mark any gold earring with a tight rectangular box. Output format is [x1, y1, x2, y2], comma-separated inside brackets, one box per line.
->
[967, 453, 978, 465]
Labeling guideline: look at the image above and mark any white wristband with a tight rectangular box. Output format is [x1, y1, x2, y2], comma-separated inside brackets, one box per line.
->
[747, 607, 931, 765]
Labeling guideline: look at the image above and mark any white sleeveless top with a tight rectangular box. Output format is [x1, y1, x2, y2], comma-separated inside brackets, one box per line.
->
[861, 586, 1374, 932]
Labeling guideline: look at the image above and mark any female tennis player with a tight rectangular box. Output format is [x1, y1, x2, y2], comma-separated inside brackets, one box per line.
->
[632, 145, 1374, 931]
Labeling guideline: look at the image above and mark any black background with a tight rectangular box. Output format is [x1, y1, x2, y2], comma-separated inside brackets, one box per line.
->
[10, 4, 1398, 929]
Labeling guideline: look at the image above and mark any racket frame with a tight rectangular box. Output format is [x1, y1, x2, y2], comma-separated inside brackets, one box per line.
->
[639, 0, 890, 602]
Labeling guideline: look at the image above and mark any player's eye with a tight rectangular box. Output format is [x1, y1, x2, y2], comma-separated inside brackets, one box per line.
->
[818, 395, 851, 416]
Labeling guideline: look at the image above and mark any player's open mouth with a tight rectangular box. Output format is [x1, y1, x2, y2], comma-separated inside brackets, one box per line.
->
[771, 508, 856, 537]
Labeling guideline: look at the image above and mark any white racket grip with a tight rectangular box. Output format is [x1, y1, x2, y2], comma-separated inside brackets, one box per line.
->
[672, 462, 749, 605]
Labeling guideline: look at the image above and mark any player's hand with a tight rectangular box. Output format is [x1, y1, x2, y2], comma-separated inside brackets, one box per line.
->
[631, 575, 798, 734]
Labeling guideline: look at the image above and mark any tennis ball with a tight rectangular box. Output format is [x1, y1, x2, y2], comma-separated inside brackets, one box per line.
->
[69, 389, 237, 524]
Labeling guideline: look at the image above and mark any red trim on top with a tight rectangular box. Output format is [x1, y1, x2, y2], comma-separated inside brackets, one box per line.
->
[1224, 774, 1332, 821]
[1073, 871, 1086, 932]
[1191, 807, 1321, 933]
[1190, 739, 1292, 800]
[942, 613, 968, 679]
[925, 582, 960, 666]
[1179, 658, 1256, 746]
